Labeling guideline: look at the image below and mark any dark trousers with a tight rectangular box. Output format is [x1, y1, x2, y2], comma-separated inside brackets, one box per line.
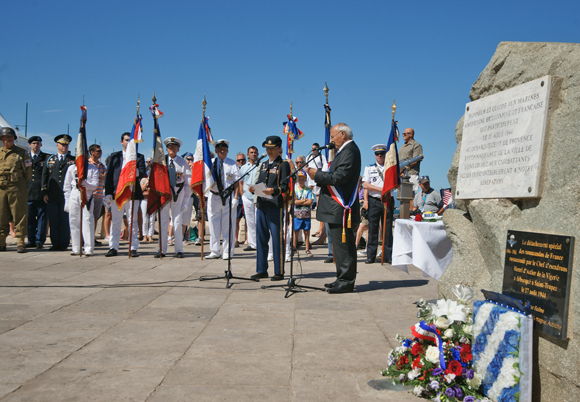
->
[256, 207, 284, 275]
[325, 222, 333, 257]
[367, 196, 393, 261]
[28, 200, 47, 245]
[47, 200, 70, 248]
[328, 223, 357, 288]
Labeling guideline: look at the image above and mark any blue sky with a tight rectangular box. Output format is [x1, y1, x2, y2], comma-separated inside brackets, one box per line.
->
[2, 0, 578, 190]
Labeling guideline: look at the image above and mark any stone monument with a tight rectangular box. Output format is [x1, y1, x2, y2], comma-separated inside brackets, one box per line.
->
[441, 42, 580, 401]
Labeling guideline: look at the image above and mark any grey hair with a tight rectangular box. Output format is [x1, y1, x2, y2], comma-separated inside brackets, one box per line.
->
[335, 123, 353, 139]
[236, 152, 245, 158]
[295, 154, 305, 161]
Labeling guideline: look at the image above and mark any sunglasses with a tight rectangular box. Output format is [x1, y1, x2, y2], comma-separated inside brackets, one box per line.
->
[375, 152, 386, 156]
[236, 159, 246, 162]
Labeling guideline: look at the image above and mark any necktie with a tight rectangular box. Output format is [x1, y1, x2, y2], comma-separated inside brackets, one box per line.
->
[220, 159, 225, 186]
[169, 159, 177, 188]
[33, 154, 37, 162]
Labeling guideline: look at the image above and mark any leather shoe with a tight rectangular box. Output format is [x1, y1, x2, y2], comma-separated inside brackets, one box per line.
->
[26, 242, 35, 248]
[105, 249, 118, 257]
[250, 272, 268, 280]
[327, 285, 354, 294]
[130, 250, 139, 258]
[243, 246, 256, 251]
[59, 246, 69, 251]
[154, 251, 166, 258]
[49, 246, 59, 251]
[94, 240, 102, 246]
[324, 281, 338, 289]
[175, 252, 184, 258]
[365, 258, 376, 264]
[271, 274, 284, 281]
[0, 245, 6, 251]
[36, 242, 43, 249]
[17, 245, 27, 253]
[323, 257, 334, 264]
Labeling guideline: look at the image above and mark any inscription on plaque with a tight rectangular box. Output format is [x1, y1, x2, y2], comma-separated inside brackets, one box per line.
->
[456, 76, 551, 199]
[502, 230, 574, 340]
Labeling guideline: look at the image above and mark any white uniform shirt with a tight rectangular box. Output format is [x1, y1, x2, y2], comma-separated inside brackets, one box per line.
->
[167, 155, 192, 200]
[362, 163, 385, 199]
[307, 153, 328, 195]
[212, 157, 240, 193]
[63, 163, 100, 203]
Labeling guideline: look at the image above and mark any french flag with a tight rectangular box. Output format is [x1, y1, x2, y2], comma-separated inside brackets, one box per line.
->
[75, 105, 89, 208]
[146, 103, 171, 215]
[190, 116, 214, 209]
[381, 120, 401, 206]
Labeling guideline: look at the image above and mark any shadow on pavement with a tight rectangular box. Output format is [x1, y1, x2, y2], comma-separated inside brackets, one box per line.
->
[355, 279, 430, 293]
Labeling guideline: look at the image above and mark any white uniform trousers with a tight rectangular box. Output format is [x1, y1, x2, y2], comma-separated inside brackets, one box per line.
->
[242, 196, 257, 249]
[109, 198, 140, 251]
[181, 196, 194, 229]
[141, 199, 155, 237]
[69, 189, 95, 254]
[207, 193, 238, 258]
[160, 191, 187, 254]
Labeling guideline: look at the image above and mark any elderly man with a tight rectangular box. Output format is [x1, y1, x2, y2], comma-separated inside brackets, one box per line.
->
[398, 128, 423, 191]
[240, 146, 260, 252]
[412, 176, 442, 214]
[0, 127, 32, 252]
[206, 139, 241, 260]
[88, 144, 106, 245]
[27, 135, 49, 249]
[306, 123, 361, 294]
[362, 144, 393, 264]
[42, 134, 75, 251]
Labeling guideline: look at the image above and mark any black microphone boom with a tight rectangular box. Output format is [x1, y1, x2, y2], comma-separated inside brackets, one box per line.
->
[315, 143, 335, 152]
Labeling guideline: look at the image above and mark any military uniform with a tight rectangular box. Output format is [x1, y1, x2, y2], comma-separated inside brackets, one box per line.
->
[0, 128, 32, 251]
[253, 136, 290, 278]
[42, 138, 75, 250]
[27, 137, 50, 248]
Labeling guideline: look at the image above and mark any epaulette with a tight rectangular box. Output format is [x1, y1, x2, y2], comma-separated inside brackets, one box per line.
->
[366, 163, 374, 168]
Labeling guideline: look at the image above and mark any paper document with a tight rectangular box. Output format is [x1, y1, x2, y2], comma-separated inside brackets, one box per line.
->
[254, 183, 273, 199]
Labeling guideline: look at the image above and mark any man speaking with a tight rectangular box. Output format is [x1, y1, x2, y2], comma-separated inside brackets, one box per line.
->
[306, 123, 361, 294]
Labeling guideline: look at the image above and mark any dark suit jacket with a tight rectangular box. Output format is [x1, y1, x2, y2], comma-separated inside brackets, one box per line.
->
[256, 156, 291, 209]
[104, 151, 147, 200]
[314, 141, 361, 226]
[41, 153, 75, 204]
[29, 151, 50, 201]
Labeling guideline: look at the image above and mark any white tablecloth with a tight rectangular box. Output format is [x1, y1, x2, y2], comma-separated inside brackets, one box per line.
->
[391, 219, 453, 280]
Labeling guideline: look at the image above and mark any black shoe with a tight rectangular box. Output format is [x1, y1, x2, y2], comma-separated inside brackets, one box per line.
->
[250, 272, 268, 281]
[327, 285, 354, 294]
[154, 251, 166, 258]
[36, 242, 43, 249]
[271, 274, 284, 281]
[105, 249, 118, 257]
[59, 246, 68, 251]
[0, 245, 6, 251]
[130, 250, 139, 258]
[365, 258, 376, 264]
[324, 281, 338, 289]
[17, 245, 27, 253]
[175, 252, 184, 258]
[26, 242, 35, 248]
[243, 246, 256, 251]
[94, 240, 102, 246]
[324, 257, 334, 264]
[49, 246, 59, 251]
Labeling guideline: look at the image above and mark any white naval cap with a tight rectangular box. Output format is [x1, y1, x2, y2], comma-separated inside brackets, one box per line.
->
[372, 144, 388, 153]
[164, 137, 182, 147]
[214, 139, 230, 148]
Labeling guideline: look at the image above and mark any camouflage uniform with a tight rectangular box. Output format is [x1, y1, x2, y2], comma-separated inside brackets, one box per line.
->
[0, 136, 32, 249]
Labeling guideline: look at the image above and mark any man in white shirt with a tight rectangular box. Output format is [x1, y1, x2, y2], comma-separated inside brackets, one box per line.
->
[239, 146, 259, 251]
[206, 139, 241, 260]
[63, 162, 100, 256]
[156, 137, 192, 258]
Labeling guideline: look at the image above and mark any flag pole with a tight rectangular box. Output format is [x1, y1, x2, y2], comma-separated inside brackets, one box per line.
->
[128, 96, 140, 258]
[200, 95, 207, 260]
[324, 81, 335, 163]
[152, 92, 163, 259]
[79, 98, 86, 257]
[381, 99, 396, 265]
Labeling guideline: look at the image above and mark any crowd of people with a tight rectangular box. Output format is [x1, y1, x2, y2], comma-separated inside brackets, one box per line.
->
[0, 122, 447, 293]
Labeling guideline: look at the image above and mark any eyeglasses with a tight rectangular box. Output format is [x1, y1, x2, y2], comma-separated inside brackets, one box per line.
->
[236, 159, 246, 162]
[93, 150, 102, 153]
[186, 158, 193, 162]
[375, 152, 386, 156]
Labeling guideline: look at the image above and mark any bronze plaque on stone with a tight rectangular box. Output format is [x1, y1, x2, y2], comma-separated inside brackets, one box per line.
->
[502, 230, 574, 339]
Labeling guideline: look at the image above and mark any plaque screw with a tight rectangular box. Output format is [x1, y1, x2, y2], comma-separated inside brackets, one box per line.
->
[456, 191, 460, 196]
[466, 106, 470, 112]
[541, 81, 545, 87]
[566, 239, 570, 244]
[528, 187, 532, 193]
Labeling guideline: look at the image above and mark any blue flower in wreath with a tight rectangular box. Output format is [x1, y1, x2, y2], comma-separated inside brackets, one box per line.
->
[451, 348, 461, 362]
[402, 339, 412, 348]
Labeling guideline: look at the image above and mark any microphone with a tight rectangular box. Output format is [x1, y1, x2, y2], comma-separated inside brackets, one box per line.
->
[256, 153, 268, 163]
[314, 143, 335, 152]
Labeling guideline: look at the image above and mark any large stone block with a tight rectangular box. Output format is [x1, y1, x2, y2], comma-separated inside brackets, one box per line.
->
[442, 42, 580, 402]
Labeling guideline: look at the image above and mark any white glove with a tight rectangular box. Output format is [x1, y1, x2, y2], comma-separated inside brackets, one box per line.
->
[64, 202, 70, 213]
[80, 179, 87, 187]
[105, 194, 113, 204]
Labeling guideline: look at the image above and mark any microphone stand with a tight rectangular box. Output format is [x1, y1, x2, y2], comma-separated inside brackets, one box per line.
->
[260, 156, 326, 297]
[199, 159, 264, 288]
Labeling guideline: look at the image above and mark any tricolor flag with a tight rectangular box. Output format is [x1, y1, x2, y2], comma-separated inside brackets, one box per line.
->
[191, 116, 214, 209]
[75, 105, 89, 208]
[381, 120, 401, 206]
[283, 114, 304, 160]
[440, 188, 455, 211]
[147, 103, 171, 215]
[115, 138, 137, 211]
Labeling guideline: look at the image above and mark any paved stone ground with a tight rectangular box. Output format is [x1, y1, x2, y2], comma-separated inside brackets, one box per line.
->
[0, 230, 435, 401]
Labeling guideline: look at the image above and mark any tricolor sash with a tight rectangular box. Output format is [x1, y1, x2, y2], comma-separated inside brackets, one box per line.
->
[327, 178, 359, 242]
[411, 321, 446, 369]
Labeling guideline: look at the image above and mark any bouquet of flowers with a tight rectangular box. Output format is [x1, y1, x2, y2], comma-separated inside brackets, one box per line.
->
[381, 285, 488, 402]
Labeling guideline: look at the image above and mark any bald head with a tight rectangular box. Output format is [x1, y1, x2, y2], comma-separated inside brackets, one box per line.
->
[403, 128, 415, 143]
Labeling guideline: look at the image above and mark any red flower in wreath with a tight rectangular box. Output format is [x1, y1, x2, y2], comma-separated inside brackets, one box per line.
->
[460, 344, 472, 362]
[412, 356, 423, 369]
[446, 360, 463, 376]
[396, 355, 409, 370]
[411, 343, 425, 356]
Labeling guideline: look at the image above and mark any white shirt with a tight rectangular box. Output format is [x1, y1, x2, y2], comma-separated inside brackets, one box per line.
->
[362, 163, 385, 199]
[167, 155, 192, 199]
[63, 164, 100, 204]
[211, 157, 240, 193]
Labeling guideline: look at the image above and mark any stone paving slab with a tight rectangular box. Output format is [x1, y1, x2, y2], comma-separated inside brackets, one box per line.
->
[0, 233, 437, 401]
